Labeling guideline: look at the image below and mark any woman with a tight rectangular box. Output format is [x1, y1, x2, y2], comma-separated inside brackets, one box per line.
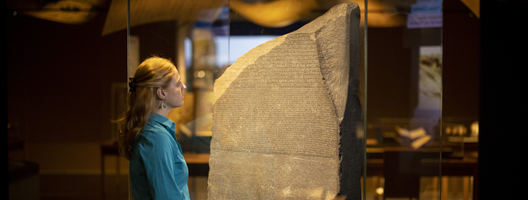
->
[117, 56, 189, 200]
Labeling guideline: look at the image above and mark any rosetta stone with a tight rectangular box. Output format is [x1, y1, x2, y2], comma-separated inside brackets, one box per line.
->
[208, 3, 363, 200]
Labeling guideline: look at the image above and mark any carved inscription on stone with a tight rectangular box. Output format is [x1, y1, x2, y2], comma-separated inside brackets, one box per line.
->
[209, 3, 361, 200]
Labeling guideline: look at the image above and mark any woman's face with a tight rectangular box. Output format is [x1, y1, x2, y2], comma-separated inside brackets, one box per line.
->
[164, 72, 187, 109]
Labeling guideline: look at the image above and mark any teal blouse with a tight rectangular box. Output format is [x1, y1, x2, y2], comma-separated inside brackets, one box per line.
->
[130, 113, 190, 200]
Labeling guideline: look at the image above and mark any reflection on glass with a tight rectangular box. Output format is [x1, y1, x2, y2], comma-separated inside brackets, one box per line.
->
[363, 0, 444, 197]
[362, 0, 479, 200]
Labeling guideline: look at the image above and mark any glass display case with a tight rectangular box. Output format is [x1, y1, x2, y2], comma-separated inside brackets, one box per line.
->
[7, 0, 480, 199]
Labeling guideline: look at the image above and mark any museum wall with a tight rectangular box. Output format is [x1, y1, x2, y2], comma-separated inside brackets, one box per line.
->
[7, 12, 178, 174]
[442, 0, 480, 118]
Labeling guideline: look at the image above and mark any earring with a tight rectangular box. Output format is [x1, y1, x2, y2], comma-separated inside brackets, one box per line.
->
[163, 100, 166, 109]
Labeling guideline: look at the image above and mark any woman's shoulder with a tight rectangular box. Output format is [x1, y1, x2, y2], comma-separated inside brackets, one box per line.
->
[141, 119, 167, 132]
[133, 131, 176, 159]
[138, 129, 171, 143]
[134, 118, 175, 146]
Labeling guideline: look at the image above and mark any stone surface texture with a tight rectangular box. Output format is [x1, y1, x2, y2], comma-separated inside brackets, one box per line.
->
[208, 3, 362, 200]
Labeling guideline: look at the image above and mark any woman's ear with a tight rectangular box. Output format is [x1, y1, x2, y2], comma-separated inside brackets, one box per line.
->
[156, 87, 166, 99]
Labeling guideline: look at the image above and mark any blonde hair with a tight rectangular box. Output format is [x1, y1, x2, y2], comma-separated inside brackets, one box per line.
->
[116, 56, 177, 160]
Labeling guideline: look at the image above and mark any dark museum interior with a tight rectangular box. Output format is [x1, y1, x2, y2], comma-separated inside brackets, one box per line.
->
[7, 0, 526, 199]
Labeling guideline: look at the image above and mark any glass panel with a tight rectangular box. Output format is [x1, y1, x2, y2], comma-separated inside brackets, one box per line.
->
[364, 0, 444, 199]
[124, 0, 230, 199]
[7, 0, 128, 199]
[125, 0, 369, 198]
[120, 1, 478, 200]
[364, 0, 479, 200]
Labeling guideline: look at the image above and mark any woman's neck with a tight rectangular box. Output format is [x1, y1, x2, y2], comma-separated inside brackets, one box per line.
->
[154, 108, 170, 118]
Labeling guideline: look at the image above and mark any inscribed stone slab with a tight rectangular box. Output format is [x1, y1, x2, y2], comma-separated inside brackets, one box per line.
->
[209, 3, 362, 200]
